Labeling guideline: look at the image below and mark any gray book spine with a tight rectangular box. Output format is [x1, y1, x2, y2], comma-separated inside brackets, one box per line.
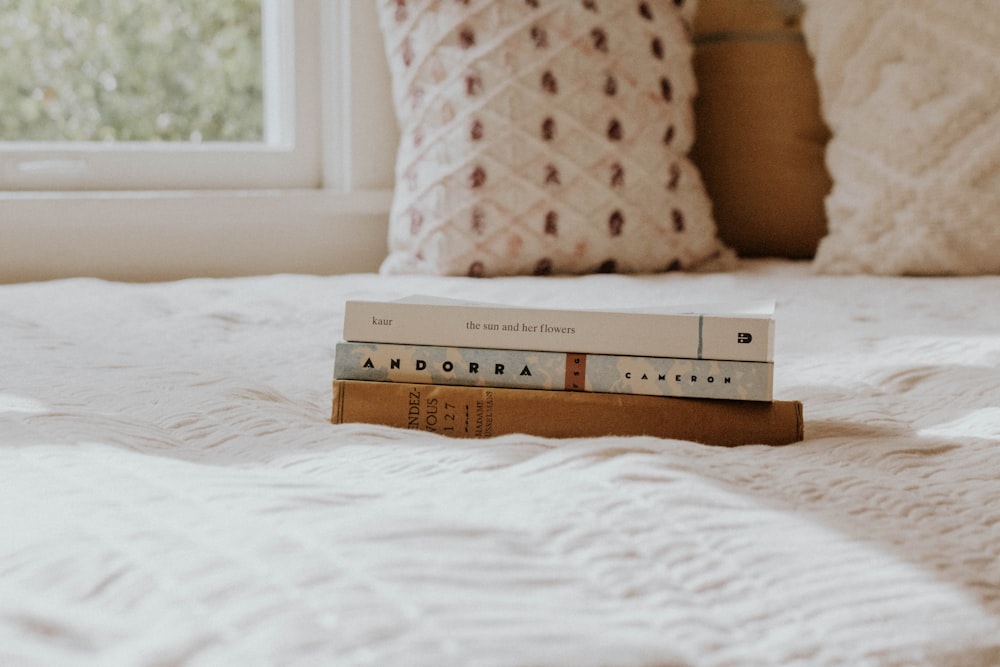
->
[335, 342, 773, 401]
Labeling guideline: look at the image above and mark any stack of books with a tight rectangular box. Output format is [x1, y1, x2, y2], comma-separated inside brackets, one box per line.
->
[331, 296, 803, 446]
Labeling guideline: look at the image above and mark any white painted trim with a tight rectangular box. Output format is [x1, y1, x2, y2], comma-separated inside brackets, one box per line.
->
[0, 190, 392, 283]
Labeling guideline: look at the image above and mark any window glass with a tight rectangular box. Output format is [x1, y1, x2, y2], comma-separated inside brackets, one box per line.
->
[0, 0, 264, 143]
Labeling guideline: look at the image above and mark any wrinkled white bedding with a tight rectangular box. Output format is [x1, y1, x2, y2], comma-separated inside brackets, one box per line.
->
[1, 259, 998, 667]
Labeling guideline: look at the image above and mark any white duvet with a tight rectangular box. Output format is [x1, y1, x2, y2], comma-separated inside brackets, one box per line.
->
[1, 259, 998, 666]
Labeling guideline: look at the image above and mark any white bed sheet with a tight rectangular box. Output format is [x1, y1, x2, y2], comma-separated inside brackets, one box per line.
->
[1, 259, 998, 666]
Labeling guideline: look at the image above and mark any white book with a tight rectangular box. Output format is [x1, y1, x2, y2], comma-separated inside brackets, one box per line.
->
[343, 296, 775, 363]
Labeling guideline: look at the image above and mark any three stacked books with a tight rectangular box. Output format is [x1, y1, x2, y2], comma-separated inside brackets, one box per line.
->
[331, 296, 803, 446]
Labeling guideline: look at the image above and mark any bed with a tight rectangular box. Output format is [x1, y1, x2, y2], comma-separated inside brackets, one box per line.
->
[2, 258, 999, 666]
[5, 0, 1000, 663]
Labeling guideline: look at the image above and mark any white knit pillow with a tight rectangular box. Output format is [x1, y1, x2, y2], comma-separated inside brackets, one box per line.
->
[803, 0, 1000, 275]
[377, 0, 732, 276]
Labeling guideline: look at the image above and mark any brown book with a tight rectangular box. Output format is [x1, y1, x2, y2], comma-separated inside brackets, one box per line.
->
[331, 380, 803, 446]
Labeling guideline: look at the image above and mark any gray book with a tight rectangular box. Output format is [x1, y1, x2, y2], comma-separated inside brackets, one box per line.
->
[335, 341, 773, 402]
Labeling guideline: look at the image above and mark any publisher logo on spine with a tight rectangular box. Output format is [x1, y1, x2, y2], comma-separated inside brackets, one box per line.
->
[737, 333, 753, 344]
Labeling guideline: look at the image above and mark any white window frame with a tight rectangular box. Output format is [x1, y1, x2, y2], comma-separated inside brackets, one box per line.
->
[0, 0, 319, 192]
[0, 1, 396, 282]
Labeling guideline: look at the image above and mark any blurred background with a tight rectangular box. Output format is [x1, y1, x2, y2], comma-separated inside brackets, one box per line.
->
[0, 0, 263, 142]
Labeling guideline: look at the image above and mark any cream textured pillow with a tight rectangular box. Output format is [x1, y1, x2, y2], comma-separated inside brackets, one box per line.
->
[803, 0, 1000, 275]
[377, 0, 732, 276]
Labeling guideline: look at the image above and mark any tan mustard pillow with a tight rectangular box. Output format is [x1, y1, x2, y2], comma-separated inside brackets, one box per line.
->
[691, 0, 831, 259]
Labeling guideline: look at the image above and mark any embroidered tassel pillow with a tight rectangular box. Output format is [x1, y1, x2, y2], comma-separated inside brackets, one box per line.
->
[377, 0, 732, 277]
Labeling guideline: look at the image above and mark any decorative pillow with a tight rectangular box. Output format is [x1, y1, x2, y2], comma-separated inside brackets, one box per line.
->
[377, 0, 733, 277]
[802, 0, 1000, 275]
[691, 0, 831, 259]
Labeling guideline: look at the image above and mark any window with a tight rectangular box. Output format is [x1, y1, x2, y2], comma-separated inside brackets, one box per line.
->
[1, 1, 396, 282]
[0, 0, 309, 191]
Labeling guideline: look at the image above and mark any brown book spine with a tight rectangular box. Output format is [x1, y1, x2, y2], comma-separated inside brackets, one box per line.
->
[331, 380, 803, 446]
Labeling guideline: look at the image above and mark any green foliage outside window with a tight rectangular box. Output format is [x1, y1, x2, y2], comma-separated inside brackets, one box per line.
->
[0, 0, 263, 142]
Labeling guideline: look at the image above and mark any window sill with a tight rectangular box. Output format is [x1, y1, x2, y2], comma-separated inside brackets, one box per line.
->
[0, 189, 393, 283]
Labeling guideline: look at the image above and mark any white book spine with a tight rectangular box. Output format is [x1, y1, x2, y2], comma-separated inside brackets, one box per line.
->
[343, 299, 774, 362]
